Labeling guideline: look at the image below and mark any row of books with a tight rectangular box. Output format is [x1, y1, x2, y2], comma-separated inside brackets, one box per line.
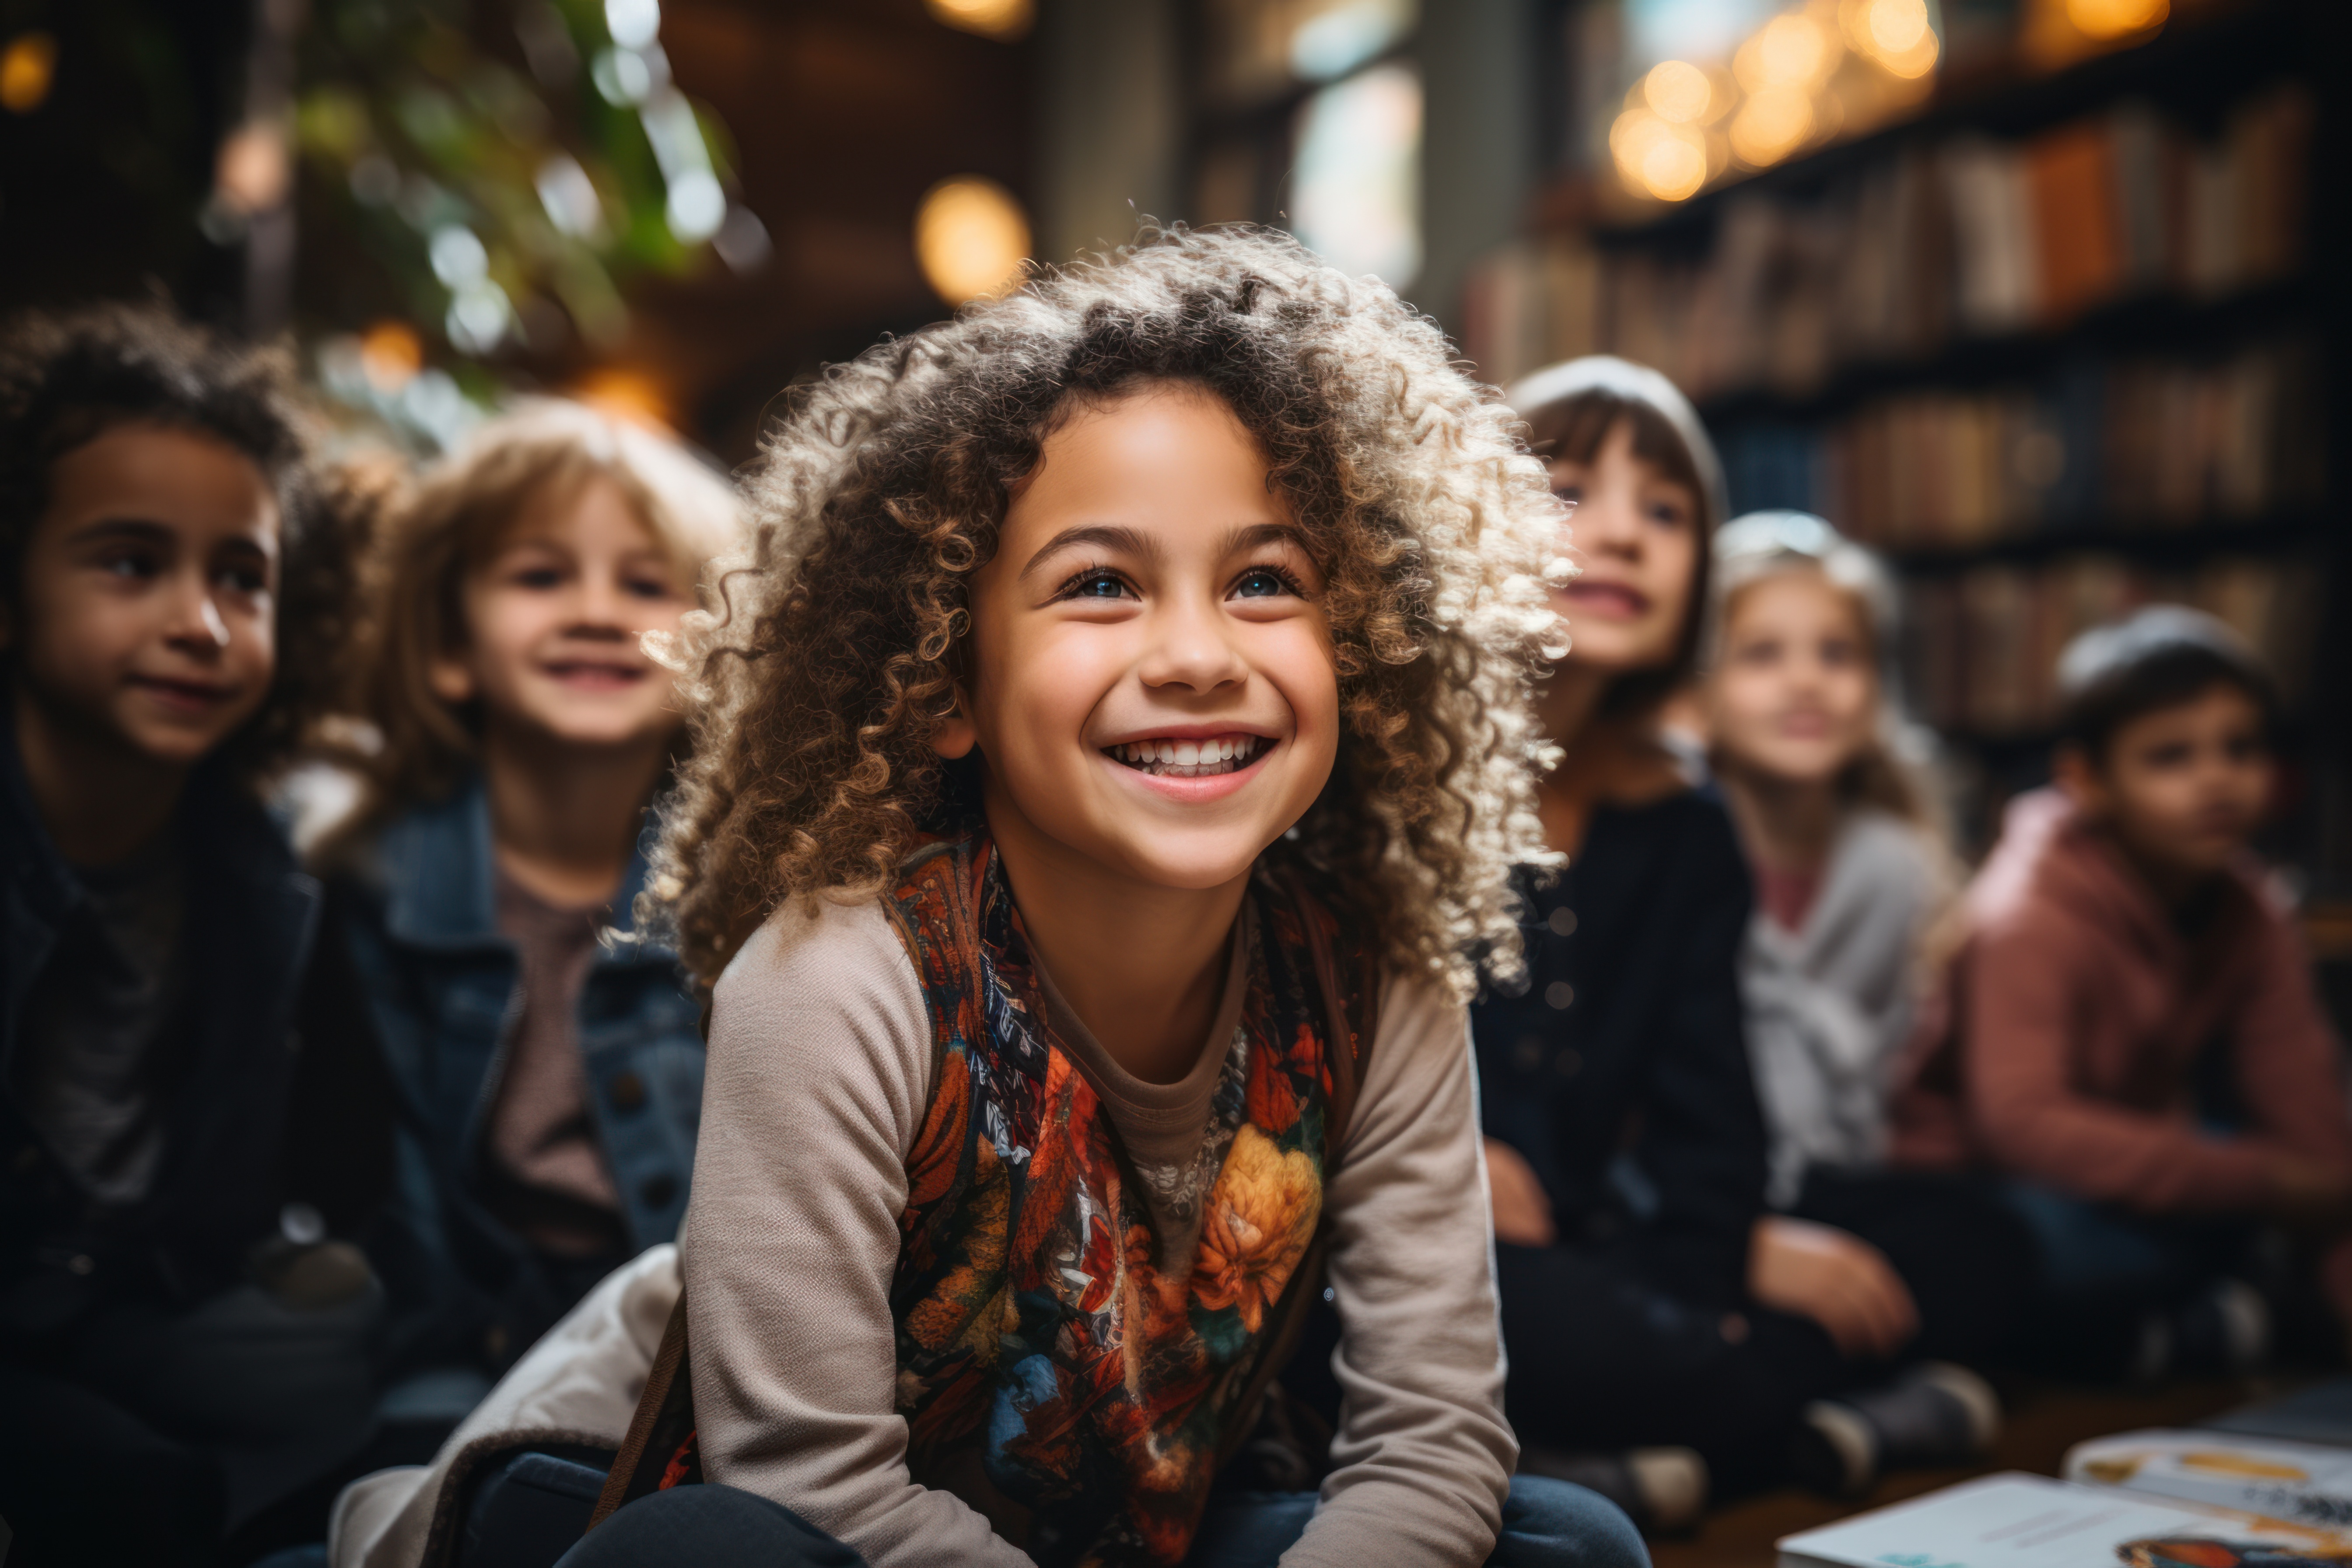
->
[1460, 81, 2313, 401]
[1713, 340, 2324, 552]
[1902, 553, 2319, 738]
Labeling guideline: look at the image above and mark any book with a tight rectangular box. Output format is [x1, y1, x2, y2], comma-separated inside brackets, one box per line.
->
[1899, 554, 2317, 736]
[1464, 82, 2314, 405]
[2207, 1379, 2352, 1449]
[1806, 340, 2316, 552]
[2026, 120, 2121, 326]
[2066, 1430, 2352, 1536]
[1776, 1470, 2352, 1568]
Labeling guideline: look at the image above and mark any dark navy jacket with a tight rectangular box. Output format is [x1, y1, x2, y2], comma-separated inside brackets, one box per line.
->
[1471, 788, 1767, 1308]
[0, 728, 389, 1338]
[337, 778, 704, 1373]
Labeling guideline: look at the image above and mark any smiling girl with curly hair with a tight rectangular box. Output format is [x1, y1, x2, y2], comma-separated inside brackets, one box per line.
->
[543, 228, 1645, 1568]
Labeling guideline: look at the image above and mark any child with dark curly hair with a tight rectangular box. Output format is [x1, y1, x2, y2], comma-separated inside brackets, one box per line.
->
[334, 229, 1650, 1568]
[0, 303, 392, 1564]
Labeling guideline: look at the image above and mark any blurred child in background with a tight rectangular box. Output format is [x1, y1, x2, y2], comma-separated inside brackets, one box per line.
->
[1477, 360, 1995, 1530]
[1894, 606, 2352, 1376]
[317, 402, 739, 1396]
[1702, 511, 2026, 1378]
[0, 304, 391, 1565]
[1704, 513, 1946, 1199]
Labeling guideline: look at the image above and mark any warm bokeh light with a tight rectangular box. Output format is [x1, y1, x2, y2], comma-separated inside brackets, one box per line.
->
[1644, 60, 1714, 125]
[216, 122, 290, 213]
[1846, 0, 1942, 76]
[2066, 0, 2167, 37]
[358, 321, 423, 393]
[573, 367, 675, 431]
[1865, 0, 1929, 52]
[925, 0, 1034, 42]
[0, 31, 54, 114]
[1735, 14, 1835, 92]
[1729, 84, 1815, 165]
[915, 175, 1031, 303]
[1612, 110, 1709, 202]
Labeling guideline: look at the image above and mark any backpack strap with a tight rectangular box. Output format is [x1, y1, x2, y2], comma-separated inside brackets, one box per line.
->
[1213, 871, 1379, 1468]
[588, 1291, 699, 1529]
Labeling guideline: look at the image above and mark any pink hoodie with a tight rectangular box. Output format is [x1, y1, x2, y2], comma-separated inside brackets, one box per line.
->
[1892, 788, 2352, 1211]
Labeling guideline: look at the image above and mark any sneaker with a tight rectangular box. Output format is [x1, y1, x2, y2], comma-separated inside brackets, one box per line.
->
[1792, 1362, 2001, 1496]
[2127, 1280, 2272, 1381]
[2175, 1279, 2272, 1375]
[1519, 1445, 1708, 1533]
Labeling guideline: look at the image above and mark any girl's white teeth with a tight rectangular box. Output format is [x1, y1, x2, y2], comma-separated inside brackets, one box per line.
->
[1111, 735, 1260, 774]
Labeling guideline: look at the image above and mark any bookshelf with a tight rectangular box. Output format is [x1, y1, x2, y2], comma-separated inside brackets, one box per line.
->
[1464, 0, 2348, 884]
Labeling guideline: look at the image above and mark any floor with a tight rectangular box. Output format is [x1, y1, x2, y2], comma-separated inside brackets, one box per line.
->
[1645, 1374, 2307, 1568]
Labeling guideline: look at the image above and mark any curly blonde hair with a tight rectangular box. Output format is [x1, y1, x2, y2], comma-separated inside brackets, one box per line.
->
[650, 226, 1564, 998]
[320, 400, 742, 854]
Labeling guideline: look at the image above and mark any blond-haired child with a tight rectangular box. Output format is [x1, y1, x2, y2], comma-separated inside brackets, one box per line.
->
[1701, 511, 2025, 1410]
[321, 401, 740, 1388]
[1703, 511, 1949, 1204]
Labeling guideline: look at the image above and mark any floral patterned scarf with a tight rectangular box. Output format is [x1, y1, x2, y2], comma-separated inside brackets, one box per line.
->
[882, 831, 1365, 1567]
[592, 831, 1372, 1567]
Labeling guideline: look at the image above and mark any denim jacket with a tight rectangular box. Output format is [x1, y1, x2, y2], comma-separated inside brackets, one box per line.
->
[338, 778, 704, 1372]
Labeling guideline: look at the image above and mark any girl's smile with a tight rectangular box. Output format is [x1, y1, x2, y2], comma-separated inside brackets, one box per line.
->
[1545, 417, 1698, 672]
[1708, 569, 1877, 789]
[127, 672, 243, 713]
[938, 381, 1340, 898]
[1560, 577, 1652, 621]
[1102, 730, 1278, 802]
[539, 655, 651, 690]
[432, 475, 692, 751]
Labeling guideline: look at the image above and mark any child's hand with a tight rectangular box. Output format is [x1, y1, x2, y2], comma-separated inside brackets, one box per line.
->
[1748, 1214, 1918, 1361]
[2265, 1153, 2352, 1229]
[1484, 1138, 1558, 1248]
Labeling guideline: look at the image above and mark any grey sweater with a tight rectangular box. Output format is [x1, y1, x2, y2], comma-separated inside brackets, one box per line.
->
[1742, 808, 1942, 1207]
[682, 894, 1517, 1567]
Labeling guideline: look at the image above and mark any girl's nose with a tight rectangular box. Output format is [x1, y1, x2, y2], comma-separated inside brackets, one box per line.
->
[1138, 592, 1249, 693]
[161, 570, 232, 653]
[1574, 497, 1643, 560]
[574, 572, 627, 626]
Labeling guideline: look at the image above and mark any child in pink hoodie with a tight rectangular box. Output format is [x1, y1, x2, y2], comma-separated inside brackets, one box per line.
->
[1894, 606, 2352, 1376]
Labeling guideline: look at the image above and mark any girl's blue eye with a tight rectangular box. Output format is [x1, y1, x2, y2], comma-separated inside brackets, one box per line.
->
[1064, 570, 1131, 600]
[1233, 568, 1295, 599]
[514, 566, 564, 589]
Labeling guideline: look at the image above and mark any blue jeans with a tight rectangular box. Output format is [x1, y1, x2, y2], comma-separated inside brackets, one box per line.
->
[559, 1474, 1647, 1568]
[1190, 1474, 1647, 1567]
[2001, 1182, 2249, 1306]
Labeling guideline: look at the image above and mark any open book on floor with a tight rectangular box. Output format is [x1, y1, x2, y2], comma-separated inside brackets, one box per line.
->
[1775, 1471, 2352, 1568]
[2065, 1430, 2352, 1536]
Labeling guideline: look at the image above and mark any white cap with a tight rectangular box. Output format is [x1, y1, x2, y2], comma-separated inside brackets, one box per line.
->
[1504, 355, 1728, 533]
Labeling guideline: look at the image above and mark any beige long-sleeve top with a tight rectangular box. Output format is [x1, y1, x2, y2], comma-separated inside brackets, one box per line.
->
[683, 894, 1516, 1568]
